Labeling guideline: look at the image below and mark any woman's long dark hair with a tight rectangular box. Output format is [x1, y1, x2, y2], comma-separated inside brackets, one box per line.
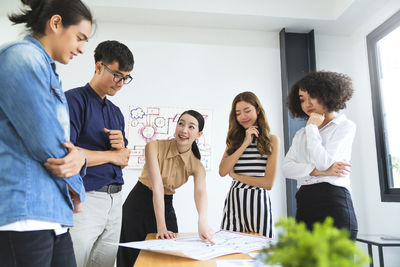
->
[9, 0, 92, 36]
[177, 110, 205, 160]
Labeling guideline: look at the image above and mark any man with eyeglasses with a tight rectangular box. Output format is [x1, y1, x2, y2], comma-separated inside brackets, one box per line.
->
[65, 40, 133, 267]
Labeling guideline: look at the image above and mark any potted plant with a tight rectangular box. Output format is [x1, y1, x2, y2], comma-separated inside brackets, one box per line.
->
[259, 217, 369, 267]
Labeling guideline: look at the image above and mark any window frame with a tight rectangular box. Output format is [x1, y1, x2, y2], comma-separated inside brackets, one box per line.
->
[367, 9, 400, 202]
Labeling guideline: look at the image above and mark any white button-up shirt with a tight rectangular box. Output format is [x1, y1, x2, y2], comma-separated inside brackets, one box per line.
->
[282, 114, 356, 192]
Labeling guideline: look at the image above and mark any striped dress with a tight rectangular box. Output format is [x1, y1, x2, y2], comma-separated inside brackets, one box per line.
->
[220, 141, 273, 237]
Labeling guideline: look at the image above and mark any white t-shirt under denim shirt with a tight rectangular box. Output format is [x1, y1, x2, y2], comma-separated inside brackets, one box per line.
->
[282, 113, 356, 193]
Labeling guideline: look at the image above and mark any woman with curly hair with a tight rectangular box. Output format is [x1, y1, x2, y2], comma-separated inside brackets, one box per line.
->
[219, 92, 279, 237]
[282, 71, 358, 240]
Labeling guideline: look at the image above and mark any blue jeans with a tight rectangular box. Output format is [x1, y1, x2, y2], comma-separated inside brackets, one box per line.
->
[0, 230, 77, 267]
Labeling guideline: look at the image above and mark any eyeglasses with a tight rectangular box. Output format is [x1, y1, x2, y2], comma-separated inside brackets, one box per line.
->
[102, 63, 133, 84]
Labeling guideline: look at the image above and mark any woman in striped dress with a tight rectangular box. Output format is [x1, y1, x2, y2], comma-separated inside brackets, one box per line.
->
[219, 91, 279, 238]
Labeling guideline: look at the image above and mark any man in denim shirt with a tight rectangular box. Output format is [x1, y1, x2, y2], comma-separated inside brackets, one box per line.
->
[0, 0, 92, 266]
[66, 40, 133, 267]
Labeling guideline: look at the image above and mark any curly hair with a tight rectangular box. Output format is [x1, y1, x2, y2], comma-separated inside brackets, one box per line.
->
[287, 71, 354, 119]
[226, 91, 272, 156]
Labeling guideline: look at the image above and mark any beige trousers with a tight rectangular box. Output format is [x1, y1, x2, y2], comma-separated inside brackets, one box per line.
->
[70, 190, 122, 267]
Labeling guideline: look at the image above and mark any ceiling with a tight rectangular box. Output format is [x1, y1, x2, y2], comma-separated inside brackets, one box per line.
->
[0, 0, 389, 35]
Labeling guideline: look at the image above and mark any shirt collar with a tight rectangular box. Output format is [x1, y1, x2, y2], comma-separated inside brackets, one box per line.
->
[24, 35, 56, 71]
[330, 113, 346, 125]
[84, 83, 108, 106]
[321, 113, 346, 130]
[166, 139, 192, 165]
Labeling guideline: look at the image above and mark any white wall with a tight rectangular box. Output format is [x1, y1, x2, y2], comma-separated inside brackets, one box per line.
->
[315, 1, 400, 266]
[0, 18, 287, 233]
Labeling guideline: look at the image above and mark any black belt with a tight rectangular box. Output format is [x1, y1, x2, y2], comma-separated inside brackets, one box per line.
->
[95, 184, 122, 194]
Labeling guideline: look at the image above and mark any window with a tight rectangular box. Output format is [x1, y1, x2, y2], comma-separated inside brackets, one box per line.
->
[367, 10, 400, 202]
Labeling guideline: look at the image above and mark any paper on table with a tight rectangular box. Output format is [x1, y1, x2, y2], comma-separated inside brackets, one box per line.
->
[248, 252, 260, 259]
[216, 259, 275, 267]
[215, 259, 257, 267]
[118, 230, 275, 261]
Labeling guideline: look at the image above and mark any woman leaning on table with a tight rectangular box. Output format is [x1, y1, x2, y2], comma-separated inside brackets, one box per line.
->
[282, 71, 358, 240]
[117, 110, 214, 267]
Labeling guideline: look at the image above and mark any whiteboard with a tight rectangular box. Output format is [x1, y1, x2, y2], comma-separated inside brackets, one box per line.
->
[126, 105, 213, 170]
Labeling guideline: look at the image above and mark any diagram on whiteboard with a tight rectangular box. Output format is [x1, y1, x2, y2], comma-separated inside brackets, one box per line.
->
[126, 106, 212, 170]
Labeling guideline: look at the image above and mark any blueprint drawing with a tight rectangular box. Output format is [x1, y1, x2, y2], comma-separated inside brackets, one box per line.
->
[118, 230, 274, 261]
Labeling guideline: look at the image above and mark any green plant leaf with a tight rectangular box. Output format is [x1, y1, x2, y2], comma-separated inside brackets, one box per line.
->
[261, 217, 370, 267]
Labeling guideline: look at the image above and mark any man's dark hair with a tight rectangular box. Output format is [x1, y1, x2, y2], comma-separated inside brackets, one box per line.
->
[94, 40, 134, 72]
[287, 71, 354, 119]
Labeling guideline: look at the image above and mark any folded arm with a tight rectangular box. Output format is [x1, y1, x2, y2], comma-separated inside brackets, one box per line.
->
[305, 122, 356, 171]
[219, 126, 258, 176]
[229, 135, 280, 190]
[219, 144, 248, 177]
[78, 147, 130, 167]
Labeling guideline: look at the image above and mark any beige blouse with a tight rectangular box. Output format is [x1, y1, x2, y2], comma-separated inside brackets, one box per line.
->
[139, 139, 204, 195]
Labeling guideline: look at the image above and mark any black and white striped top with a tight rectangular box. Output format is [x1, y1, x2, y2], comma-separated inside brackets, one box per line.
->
[232, 141, 268, 189]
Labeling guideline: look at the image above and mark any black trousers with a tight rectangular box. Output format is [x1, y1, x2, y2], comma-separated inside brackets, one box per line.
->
[117, 181, 178, 267]
[0, 230, 76, 267]
[296, 182, 358, 240]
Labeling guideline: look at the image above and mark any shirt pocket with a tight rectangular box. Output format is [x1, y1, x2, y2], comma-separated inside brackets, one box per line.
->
[50, 70, 65, 101]
[50, 84, 70, 141]
[50, 85, 66, 104]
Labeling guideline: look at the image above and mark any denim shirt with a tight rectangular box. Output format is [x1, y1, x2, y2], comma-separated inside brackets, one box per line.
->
[0, 36, 86, 227]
